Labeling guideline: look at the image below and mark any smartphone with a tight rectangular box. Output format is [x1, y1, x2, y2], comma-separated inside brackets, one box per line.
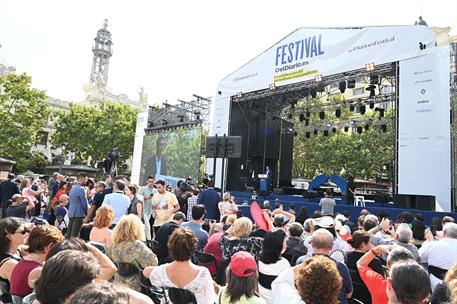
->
[430, 225, 437, 237]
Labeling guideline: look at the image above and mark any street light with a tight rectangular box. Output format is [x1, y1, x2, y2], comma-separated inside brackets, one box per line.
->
[50, 143, 73, 174]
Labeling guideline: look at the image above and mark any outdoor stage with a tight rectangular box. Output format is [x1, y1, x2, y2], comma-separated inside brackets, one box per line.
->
[231, 191, 457, 226]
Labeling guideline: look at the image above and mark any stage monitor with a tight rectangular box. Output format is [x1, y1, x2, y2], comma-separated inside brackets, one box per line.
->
[206, 136, 242, 158]
[139, 128, 202, 185]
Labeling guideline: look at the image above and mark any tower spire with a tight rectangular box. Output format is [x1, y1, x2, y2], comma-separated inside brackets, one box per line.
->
[89, 19, 113, 87]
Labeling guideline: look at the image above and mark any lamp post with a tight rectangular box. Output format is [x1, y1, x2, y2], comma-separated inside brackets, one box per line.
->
[50, 143, 76, 174]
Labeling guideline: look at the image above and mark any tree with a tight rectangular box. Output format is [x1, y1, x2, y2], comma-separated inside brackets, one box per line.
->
[52, 101, 139, 167]
[0, 73, 48, 172]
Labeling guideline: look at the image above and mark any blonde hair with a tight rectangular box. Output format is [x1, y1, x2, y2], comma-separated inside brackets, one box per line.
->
[111, 214, 144, 244]
[93, 206, 115, 229]
[445, 262, 457, 302]
[226, 214, 237, 225]
[232, 217, 253, 238]
[223, 192, 231, 201]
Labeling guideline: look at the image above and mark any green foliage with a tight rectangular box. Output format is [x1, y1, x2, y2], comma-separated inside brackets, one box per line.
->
[52, 101, 139, 167]
[292, 94, 394, 180]
[21, 151, 51, 174]
[0, 73, 48, 172]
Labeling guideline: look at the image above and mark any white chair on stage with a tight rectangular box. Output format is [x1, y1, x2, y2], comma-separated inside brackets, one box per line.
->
[354, 196, 366, 207]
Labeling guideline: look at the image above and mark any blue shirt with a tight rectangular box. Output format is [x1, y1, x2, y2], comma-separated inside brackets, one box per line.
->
[181, 222, 208, 251]
[68, 183, 89, 218]
[156, 158, 162, 176]
[102, 191, 130, 224]
[197, 188, 220, 220]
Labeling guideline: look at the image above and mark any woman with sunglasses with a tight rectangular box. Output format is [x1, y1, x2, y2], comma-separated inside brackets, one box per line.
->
[0, 217, 28, 303]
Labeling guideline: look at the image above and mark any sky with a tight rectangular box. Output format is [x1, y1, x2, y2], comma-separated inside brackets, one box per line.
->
[1, 0, 456, 105]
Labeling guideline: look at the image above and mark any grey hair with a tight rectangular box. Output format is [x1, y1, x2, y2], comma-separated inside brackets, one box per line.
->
[386, 246, 415, 267]
[443, 222, 457, 239]
[311, 228, 334, 250]
[396, 224, 413, 243]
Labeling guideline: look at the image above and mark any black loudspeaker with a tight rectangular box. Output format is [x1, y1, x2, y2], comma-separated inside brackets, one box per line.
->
[273, 188, 283, 196]
[415, 195, 436, 211]
[393, 194, 415, 209]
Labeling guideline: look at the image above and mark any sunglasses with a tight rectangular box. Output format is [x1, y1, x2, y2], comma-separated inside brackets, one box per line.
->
[15, 229, 30, 235]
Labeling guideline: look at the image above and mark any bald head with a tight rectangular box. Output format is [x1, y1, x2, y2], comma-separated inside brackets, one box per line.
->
[443, 222, 457, 239]
[312, 228, 334, 252]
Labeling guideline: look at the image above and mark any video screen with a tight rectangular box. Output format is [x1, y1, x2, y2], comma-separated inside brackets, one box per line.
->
[140, 128, 202, 185]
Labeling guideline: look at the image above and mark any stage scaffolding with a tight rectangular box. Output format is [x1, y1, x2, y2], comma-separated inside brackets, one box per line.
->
[450, 42, 457, 211]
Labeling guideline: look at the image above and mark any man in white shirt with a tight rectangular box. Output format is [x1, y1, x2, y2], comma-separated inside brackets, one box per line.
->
[419, 222, 457, 289]
[102, 180, 130, 225]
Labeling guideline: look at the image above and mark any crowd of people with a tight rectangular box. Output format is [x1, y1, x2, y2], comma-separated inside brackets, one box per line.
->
[0, 171, 457, 304]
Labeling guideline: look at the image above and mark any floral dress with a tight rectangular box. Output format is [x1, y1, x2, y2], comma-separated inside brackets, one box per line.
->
[106, 240, 157, 291]
[218, 201, 238, 220]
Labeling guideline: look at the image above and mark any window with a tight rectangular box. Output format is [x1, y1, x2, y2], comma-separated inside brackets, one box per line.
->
[36, 131, 48, 146]
[380, 85, 392, 94]
[353, 87, 365, 96]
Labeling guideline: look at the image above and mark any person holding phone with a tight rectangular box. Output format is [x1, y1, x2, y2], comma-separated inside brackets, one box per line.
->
[5, 195, 35, 219]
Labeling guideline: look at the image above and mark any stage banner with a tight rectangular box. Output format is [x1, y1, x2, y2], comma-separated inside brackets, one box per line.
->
[130, 111, 149, 185]
[139, 128, 202, 185]
[398, 46, 451, 212]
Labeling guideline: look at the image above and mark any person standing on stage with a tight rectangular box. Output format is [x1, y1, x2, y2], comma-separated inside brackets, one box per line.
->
[265, 166, 273, 191]
[152, 180, 179, 236]
[319, 189, 336, 216]
[143, 137, 167, 184]
[140, 176, 157, 240]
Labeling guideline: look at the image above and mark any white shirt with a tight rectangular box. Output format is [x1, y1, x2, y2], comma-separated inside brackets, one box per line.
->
[271, 267, 305, 304]
[418, 238, 457, 288]
[258, 258, 291, 304]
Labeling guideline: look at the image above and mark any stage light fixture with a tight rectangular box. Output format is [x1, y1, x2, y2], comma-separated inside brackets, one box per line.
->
[379, 108, 385, 118]
[314, 129, 318, 135]
[303, 88, 309, 97]
[339, 81, 347, 93]
[305, 119, 309, 126]
[306, 110, 311, 117]
[218, 91, 222, 95]
[269, 83, 276, 91]
[310, 88, 317, 98]
[236, 92, 242, 98]
[365, 124, 370, 131]
[369, 102, 375, 109]
[319, 111, 325, 120]
[305, 132, 310, 139]
[299, 113, 305, 122]
[370, 75, 379, 85]
[323, 130, 329, 137]
[356, 126, 363, 134]
[349, 105, 355, 112]
[335, 108, 341, 118]
[317, 83, 326, 92]
[365, 62, 375, 72]
[347, 79, 356, 89]
[344, 126, 349, 132]
[288, 113, 293, 119]
[315, 74, 323, 82]
[294, 131, 298, 137]
[359, 105, 366, 115]
[332, 127, 337, 133]
[178, 115, 185, 122]
[381, 124, 387, 133]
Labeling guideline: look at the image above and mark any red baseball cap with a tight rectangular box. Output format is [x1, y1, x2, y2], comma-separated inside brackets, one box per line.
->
[230, 251, 257, 277]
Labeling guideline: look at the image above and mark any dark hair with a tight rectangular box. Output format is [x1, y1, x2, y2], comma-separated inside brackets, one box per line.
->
[155, 179, 165, 187]
[358, 215, 366, 227]
[127, 184, 138, 195]
[390, 262, 431, 304]
[346, 230, 371, 249]
[192, 188, 200, 196]
[77, 172, 87, 179]
[7, 173, 15, 180]
[191, 204, 205, 220]
[325, 189, 332, 196]
[168, 228, 197, 261]
[26, 225, 63, 254]
[96, 181, 106, 189]
[412, 220, 426, 241]
[173, 212, 186, 222]
[378, 210, 391, 221]
[274, 202, 281, 209]
[261, 230, 287, 264]
[386, 247, 415, 267]
[400, 211, 414, 224]
[312, 210, 322, 219]
[46, 238, 88, 260]
[289, 203, 296, 210]
[415, 213, 424, 222]
[68, 282, 130, 304]
[225, 268, 258, 303]
[156, 136, 165, 149]
[363, 216, 379, 231]
[0, 217, 24, 254]
[289, 222, 304, 237]
[147, 176, 155, 181]
[299, 206, 308, 216]
[431, 217, 443, 231]
[35, 250, 100, 304]
[114, 180, 125, 191]
[342, 210, 350, 218]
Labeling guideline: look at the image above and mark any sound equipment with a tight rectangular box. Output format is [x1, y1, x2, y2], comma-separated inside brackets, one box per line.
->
[394, 194, 436, 211]
[393, 194, 415, 209]
[415, 195, 436, 211]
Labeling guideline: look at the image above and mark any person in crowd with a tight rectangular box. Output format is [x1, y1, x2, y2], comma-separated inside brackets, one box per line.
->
[139, 176, 157, 241]
[89, 205, 115, 250]
[102, 180, 130, 226]
[151, 180, 179, 235]
[143, 136, 167, 182]
[386, 261, 432, 304]
[10, 225, 63, 298]
[272, 255, 342, 304]
[218, 251, 265, 304]
[387, 223, 420, 261]
[144, 227, 216, 304]
[0, 173, 20, 218]
[107, 214, 157, 291]
[346, 230, 384, 303]
[197, 180, 220, 221]
[34, 250, 100, 304]
[48, 172, 59, 200]
[83, 181, 107, 223]
[203, 217, 232, 276]
[357, 245, 416, 304]
[20, 178, 43, 212]
[412, 213, 426, 242]
[295, 206, 308, 224]
[283, 222, 307, 265]
[258, 230, 290, 304]
[363, 214, 397, 245]
[436, 216, 456, 238]
[419, 222, 457, 289]
[102, 174, 113, 195]
[186, 188, 199, 221]
[65, 172, 89, 239]
[182, 204, 209, 251]
[54, 194, 69, 231]
[271, 203, 296, 223]
[0, 217, 27, 303]
[430, 262, 457, 304]
[218, 192, 238, 221]
[68, 281, 153, 304]
[125, 184, 143, 220]
[155, 212, 186, 265]
[319, 189, 336, 216]
[5, 194, 35, 218]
